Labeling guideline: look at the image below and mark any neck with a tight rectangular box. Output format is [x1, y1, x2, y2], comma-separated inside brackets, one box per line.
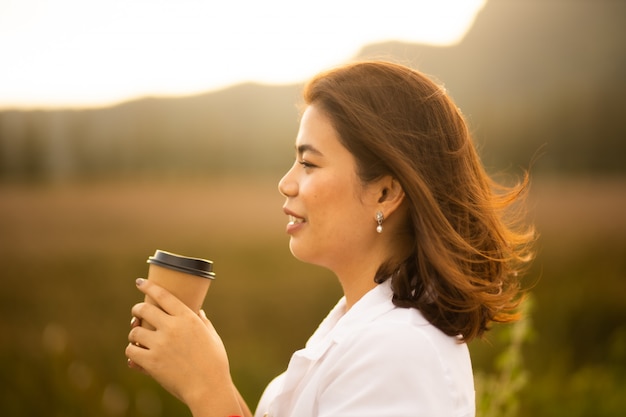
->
[333, 256, 381, 310]
[333, 235, 411, 310]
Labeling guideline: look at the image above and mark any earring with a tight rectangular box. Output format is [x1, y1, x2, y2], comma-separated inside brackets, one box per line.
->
[375, 211, 384, 233]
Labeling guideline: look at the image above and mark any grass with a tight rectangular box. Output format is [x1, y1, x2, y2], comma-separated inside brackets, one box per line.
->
[1, 174, 625, 416]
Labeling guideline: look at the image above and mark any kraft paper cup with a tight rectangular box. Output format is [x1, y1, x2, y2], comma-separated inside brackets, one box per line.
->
[141, 249, 215, 329]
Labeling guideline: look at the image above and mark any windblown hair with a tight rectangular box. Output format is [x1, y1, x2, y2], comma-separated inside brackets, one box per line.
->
[303, 61, 535, 342]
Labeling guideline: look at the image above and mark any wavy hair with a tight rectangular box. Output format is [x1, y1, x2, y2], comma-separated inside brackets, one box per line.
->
[303, 61, 535, 341]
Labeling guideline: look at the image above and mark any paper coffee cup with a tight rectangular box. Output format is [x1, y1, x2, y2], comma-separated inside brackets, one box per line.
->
[142, 249, 215, 329]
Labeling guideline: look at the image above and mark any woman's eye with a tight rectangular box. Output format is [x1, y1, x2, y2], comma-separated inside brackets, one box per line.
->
[298, 160, 315, 168]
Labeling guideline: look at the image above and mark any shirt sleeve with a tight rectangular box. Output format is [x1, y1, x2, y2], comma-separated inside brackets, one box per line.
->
[316, 320, 475, 417]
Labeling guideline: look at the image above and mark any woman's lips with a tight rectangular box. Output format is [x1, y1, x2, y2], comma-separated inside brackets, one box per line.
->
[285, 212, 306, 234]
[288, 215, 305, 226]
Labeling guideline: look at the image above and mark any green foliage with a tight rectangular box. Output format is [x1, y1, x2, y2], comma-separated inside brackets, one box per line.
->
[475, 297, 534, 417]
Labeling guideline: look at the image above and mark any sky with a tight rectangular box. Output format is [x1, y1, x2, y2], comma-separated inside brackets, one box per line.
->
[0, 0, 486, 109]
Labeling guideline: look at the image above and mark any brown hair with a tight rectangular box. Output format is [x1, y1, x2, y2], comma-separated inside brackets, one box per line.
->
[303, 61, 535, 341]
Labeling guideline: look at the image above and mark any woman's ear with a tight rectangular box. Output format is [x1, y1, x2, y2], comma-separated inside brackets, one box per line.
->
[376, 176, 405, 216]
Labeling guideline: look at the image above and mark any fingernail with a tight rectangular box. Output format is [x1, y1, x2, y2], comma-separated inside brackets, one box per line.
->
[130, 317, 138, 327]
[136, 278, 145, 286]
[199, 309, 207, 319]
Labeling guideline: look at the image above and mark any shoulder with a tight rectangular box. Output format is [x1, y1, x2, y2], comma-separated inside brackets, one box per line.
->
[339, 306, 469, 369]
[316, 306, 475, 416]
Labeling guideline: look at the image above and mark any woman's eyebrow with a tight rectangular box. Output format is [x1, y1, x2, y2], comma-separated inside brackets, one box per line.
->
[296, 144, 324, 157]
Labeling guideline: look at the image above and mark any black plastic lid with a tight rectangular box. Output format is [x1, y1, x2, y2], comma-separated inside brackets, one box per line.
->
[147, 250, 215, 279]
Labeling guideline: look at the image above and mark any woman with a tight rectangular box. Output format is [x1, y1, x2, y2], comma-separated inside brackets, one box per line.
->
[126, 61, 535, 417]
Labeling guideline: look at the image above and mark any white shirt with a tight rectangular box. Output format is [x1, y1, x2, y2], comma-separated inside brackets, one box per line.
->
[254, 280, 475, 417]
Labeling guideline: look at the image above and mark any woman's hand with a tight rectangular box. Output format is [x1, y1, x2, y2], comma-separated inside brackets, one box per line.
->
[125, 278, 243, 417]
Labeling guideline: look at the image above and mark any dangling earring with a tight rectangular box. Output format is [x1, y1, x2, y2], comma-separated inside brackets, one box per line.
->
[375, 211, 384, 233]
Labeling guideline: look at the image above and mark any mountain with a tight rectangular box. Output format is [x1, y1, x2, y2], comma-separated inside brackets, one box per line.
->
[0, 83, 302, 181]
[356, 0, 626, 173]
[1, 0, 624, 182]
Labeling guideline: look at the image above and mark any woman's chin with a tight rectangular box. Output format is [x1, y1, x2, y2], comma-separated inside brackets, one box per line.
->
[288, 240, 315, 265]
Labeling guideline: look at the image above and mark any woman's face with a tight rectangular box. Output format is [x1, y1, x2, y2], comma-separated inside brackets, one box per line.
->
[278, 105, 380, 272]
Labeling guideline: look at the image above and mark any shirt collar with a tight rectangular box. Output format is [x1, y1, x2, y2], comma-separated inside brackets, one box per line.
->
[299, 280, 396, 359]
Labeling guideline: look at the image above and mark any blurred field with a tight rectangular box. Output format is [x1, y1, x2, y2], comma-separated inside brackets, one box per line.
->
[1, 175, 625, 416]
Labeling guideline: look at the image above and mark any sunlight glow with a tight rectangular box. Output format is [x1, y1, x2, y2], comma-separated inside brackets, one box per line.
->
[0, 0, 486, 109]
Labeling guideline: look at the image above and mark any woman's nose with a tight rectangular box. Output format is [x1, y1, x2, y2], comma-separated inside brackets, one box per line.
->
[278, 165, 297, 197]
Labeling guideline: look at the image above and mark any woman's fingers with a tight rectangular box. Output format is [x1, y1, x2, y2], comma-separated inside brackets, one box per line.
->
[134, 278, 190, 317]
[127, 278, 231, 402]
[130, 316, 141, 328]
[131, 278, 196, 331]
[128, 320, 156, 348]
[125, 342, 151, 374]
[130, 300, 170, 331]
[127, 357, 147, 374]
